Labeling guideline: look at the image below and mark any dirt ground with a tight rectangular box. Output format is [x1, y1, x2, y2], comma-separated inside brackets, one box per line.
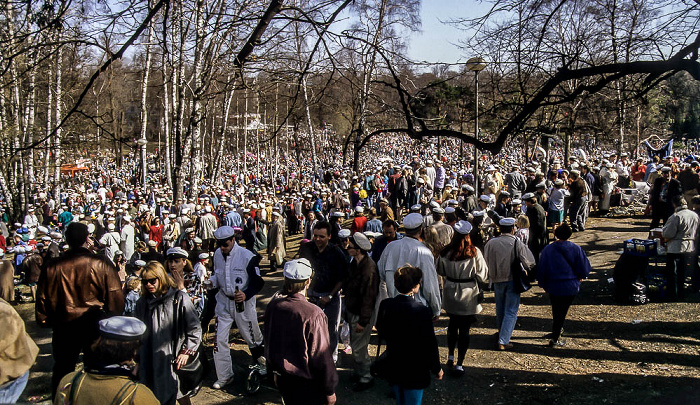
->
[15, 215, 700, 405]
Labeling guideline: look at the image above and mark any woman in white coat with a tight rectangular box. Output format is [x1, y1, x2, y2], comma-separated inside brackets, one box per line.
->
[436, 220, 489, 376]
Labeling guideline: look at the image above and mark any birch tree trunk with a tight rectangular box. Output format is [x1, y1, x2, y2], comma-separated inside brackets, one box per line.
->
[53, 36, 64, 200]
[211, 84, 234, 182]
[187, 0, 206, 198]
[139, 3, 155, 187]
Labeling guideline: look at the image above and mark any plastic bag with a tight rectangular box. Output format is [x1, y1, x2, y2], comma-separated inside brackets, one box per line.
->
[340, 321, 351, 349]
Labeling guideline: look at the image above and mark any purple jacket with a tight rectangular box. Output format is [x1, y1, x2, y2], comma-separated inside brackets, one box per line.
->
[537, 240, 591, 296]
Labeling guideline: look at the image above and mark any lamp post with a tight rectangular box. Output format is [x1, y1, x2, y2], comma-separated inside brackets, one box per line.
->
[466, 57, 486, 195]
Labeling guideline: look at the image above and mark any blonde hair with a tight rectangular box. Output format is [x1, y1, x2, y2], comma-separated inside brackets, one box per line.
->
[140, 261, 176, 295]
[423, 226, 441, 258]
[126, 277, 141, 291]
[516, 215, 530, 229]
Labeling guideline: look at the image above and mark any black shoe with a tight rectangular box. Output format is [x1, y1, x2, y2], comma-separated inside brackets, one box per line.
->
[352, 380, 374, 392]
[446, 359, 454, 368]
[349, 374, 360, 383]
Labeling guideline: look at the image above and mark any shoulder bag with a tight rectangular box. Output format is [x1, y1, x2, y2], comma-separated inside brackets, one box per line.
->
[172, 294, 205, 397]
[511, 239, 532, 294]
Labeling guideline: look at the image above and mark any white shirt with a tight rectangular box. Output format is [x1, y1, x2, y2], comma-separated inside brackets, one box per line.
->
[377, 236, 442, 317]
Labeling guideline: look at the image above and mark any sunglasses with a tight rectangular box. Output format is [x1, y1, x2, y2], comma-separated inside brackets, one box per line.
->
[142, 277, 158, 285]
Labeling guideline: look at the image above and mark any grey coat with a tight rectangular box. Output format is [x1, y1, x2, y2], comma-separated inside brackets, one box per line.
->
[136, 288, 202, 405]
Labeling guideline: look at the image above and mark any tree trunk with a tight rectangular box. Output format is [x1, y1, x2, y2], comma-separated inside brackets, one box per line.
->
[53, 41, 63, 201]
[187, 0, 206, 198]
[139, 3, 155, 187]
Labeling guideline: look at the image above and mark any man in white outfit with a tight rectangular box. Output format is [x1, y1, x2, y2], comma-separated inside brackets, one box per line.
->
[377, 213, 442, 318]
[209, 226, 265, 389]
[119, 215, 135, 262]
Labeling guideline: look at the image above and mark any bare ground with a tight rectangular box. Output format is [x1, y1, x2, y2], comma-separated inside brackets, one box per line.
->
[15, 216, 700, 405]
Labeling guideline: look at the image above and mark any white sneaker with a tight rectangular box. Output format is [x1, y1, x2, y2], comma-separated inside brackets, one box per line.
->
[213, 376, 234, 389]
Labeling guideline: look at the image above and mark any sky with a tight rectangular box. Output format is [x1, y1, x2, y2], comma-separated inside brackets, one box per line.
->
[407, 0, 491, 64]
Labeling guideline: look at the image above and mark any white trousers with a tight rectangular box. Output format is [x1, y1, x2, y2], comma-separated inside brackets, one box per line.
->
[213, 296, 263, 381]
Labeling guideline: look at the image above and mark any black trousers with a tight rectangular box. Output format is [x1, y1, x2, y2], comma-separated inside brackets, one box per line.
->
[666, 252, 691, 301]
[446, 314, 476, 366]
[549, 294, 575, 342]
[201, 288, 219, 332]
[51, 318, 100, 399]
[276, 374, 328, 405]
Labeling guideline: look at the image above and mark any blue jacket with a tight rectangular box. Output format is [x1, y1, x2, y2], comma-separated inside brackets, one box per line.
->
[537, 240, 591, 296]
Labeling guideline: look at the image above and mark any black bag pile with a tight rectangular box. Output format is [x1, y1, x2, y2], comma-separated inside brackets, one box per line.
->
[613, 253, 649, 305]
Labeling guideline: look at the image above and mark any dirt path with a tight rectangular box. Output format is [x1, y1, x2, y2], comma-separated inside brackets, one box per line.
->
[16, 216, 700, 404]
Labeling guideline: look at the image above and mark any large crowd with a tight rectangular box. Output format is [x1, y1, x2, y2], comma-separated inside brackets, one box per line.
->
[1, 134, 699, 405]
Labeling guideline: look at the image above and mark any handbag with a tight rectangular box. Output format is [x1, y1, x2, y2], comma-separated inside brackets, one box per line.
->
[172, 295, 205, 397]
[369, 339, 390, 380]
[511, 239, 532, 294]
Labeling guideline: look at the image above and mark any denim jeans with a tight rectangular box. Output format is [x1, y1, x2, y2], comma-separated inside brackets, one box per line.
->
[313, 292, 341, 362]
[0, 371, 29, 404]
[494, 280, 521, 345]
[391, 385, 424, 405]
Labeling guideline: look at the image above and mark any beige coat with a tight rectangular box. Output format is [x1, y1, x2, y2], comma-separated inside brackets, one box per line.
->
[0, 260, 14, 302]
[436, 249, 489, 316]
[267, 217, 286, 266]
[0, 298, 39, 385]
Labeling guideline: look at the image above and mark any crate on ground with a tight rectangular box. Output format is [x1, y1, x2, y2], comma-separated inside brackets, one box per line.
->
[624, 239, 657, 257]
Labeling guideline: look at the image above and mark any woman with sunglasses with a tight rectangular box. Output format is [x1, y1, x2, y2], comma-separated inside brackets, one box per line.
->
[135, 261, 202, 405]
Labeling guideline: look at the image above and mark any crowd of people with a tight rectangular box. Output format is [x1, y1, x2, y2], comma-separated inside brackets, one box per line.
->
[1, 134, 700, 404]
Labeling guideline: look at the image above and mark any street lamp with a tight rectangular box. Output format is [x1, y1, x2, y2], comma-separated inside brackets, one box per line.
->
[466, 57, 486, 194]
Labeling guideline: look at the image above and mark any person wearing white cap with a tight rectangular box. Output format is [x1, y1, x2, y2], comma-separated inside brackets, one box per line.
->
[425, 159, 437, 189]
[342, 232, 379, 391]
[193, 252, 211, 282]
[377, 213, 442, 318]
[521, 192, 547, 263]
[263, 259, 338, 405]
[134, 261, 202, 404]
[162, 213, 181, 251]
[53, 315, 158, 404]
[505, 165, 527, 197]
[483, 217, 536, 350]
[598, 159, 618, 215]
[616, 152, 631, 188]
[649, 166, 683, 228]
[351, 206, 367, 234]
[209, 225, 265, 389]
[568, 170, 589, 232]
[224, 205, 242, 228]
[37, 222, 125, 397]
[428, 206, 453, 249]
[436, 220, 488, 375]
[99, 222, 122, 264]
[119, 214, 136, 261]
[23, 207, 39, 239]
[267, 211, 286, 271]
[547, 178, 567, 234]
[197, 206, 218, 251]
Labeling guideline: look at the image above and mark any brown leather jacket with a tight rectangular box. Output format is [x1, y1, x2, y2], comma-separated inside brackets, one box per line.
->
[36, 247, 124, 327]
